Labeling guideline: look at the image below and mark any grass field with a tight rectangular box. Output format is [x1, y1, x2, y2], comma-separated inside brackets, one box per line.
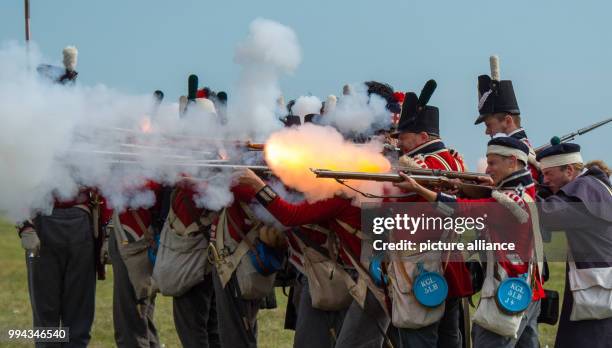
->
[0, 220, 293, 347]
[0, 219, 565, 347]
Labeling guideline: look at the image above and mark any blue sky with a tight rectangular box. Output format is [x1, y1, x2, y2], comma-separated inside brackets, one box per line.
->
[2, 0, 611, 168]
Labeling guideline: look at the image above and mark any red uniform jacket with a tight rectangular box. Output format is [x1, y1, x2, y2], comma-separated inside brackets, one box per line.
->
[172, 184, 206, 229]
[437, 169, 545, 300]
[52, 189, 92, 209]
[115, 181, 162, 241]
[398, 139, 474, 298]
[258, 193, 361, 267]
[211, 184, 258, 244]
[18, 187, 101, 235]
[285, 226, 325, 270]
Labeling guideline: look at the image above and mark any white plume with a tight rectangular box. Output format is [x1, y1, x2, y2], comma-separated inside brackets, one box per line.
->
[323, 95, 337, 114]
[63, 46, 78, 71]
[490, 55, 500, 81]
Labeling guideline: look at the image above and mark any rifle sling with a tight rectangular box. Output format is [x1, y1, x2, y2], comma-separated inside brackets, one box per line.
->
[225, 206, 267, 274]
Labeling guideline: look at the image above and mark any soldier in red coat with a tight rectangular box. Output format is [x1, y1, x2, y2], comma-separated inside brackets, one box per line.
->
[209, 183, 279, 348]
[163, 179, 220, 348]
[107, 180, 163, 348]
[396, 136, 545, 348]
[391, 80, 473, 348]
[237, 170, 390, 348]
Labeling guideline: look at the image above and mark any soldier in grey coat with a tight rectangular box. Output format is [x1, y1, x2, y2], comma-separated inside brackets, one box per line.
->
[536, 141, 612, 348]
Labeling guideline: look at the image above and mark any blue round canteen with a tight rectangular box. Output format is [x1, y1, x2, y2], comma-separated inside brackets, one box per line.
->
[148, 232, 161, 265]
[249, 242, 283, 276]
[413, 263, 448, 308]
[369, 253, 388, 287]
[496, 277, 532, 314]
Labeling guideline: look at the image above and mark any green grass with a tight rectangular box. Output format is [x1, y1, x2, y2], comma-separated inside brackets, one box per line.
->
[0, 220, 294, 347]
[0, 219, 565, 347]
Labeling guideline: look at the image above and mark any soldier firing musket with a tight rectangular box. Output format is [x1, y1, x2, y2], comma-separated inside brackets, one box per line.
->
[311, 168, 493, 198]
[395, 135, 546, 347]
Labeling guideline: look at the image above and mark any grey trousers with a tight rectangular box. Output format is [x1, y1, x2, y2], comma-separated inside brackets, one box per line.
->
[27, 208, 96, 348]
[397, 297, 462, 348]
[109, 232, 160, 348]
[173, 274, 220, 348]
[335, 289, 390, 348]
[397, 314, 440, 348]
[437, 297, 462, 348]
[212, 267, 260, 348]
[472, 299, 541, 348]
[293, 275, 347, 348]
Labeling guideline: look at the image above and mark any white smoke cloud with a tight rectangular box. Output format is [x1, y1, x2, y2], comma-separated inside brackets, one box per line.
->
[227, 18, 302, 141]
[0, 18, 303, 222]
[320, 83, 391, 135]
[0, 42, 199, 219]
[292, 95, 322, 120]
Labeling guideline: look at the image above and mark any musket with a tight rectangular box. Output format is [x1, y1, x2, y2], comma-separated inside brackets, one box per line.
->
[101, 160, 271, 172]
[534, 117, 612, 153]
[118, 143, 216, 157]
[177, 163, 270, 172]
[25, 0, 31, 42]
[392, 167, 490, 182]
[245, 142, 265, 151]
[69, 149, 221, 163]
[311, 169, 493, 198]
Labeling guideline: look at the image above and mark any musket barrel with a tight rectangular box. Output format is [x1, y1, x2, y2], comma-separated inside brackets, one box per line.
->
[313, 169, 404, 182]
[577, 117, 612, 134]
[96, 159, 269, 171]
[393, 167, 488, 181]
[312, 169, 447, 184]
[535, 117, 612, 153]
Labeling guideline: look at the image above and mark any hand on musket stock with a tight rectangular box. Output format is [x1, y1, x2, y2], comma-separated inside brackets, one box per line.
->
[234, 168, 267, 191]
[474, 175, 495, 186]
[394, 172, 438, 202]
[393, 172, 494, 201]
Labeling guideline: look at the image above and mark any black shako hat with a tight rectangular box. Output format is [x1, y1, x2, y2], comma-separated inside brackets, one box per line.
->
[394, 79, 439, 137]
[475, 55, 520, 124]
[365, 81, 401, 114]
[153, 90, 164, 103]
[217, 91, 228, 104]
[282, 115, 301, 127]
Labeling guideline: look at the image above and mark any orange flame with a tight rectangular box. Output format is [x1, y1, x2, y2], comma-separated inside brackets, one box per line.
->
[265, 124, 391, 201]
[140, 116, 153, 133]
